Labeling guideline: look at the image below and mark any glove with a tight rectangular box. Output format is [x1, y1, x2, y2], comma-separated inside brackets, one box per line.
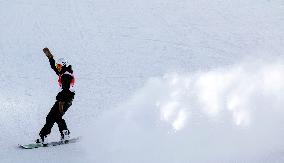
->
[43, 47, 53, 59]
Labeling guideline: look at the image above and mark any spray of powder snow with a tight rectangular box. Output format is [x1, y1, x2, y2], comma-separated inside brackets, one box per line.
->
[84, 60, 284, 163]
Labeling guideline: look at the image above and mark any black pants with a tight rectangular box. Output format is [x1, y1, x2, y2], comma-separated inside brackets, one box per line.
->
[39, 100, 72, 138]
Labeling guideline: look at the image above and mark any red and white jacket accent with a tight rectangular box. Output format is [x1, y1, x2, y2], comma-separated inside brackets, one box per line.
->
[58, 71, 75, 92]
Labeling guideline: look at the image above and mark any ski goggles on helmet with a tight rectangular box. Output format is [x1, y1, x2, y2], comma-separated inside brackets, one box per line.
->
[55, 63, 63, 69]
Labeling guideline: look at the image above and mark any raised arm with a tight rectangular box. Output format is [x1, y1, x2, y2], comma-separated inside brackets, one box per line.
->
[43, 47, 60, 75]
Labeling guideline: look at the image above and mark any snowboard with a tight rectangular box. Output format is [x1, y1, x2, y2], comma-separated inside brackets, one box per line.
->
[19, 137, 80, 149]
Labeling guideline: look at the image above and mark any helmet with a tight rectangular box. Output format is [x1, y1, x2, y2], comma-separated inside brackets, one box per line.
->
[56, 58, 69, 67]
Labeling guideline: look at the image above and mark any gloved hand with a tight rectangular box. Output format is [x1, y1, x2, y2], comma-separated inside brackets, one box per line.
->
[59, 101, 65, 115]
[43, 47, 53, 59]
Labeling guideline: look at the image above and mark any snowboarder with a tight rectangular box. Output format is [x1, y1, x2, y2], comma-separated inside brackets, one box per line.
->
[36, 47, 75, 145]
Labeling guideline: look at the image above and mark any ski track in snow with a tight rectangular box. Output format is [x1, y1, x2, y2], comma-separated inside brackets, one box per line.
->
[0, 0, 284, 162]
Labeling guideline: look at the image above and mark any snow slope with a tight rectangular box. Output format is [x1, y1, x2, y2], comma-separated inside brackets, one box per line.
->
[0, 0, 284, 162]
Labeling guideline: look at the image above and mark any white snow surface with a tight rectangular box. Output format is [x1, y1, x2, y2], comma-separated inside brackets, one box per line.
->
[0, 0, 284, 162]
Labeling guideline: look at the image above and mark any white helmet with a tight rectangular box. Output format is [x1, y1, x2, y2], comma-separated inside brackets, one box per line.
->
[56, 58, 69, 67]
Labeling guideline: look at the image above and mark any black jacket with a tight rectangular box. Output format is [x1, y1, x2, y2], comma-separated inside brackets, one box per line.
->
[49, 57, 75, 102]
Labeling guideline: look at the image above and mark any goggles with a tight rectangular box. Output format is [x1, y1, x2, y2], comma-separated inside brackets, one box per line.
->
[55, 64, 63, 69]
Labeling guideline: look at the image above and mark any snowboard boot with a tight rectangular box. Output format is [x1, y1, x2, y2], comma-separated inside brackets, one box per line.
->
[60, 130, 70, 143]
[36, 136, 48, 147]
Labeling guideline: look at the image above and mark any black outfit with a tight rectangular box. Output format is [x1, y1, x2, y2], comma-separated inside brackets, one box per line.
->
[39, 57, 75, 139]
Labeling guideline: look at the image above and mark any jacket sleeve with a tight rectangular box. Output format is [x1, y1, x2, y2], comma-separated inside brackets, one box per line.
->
[48, 57, 60, 75]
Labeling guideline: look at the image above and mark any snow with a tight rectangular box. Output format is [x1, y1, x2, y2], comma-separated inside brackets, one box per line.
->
[0, 0, 284, 162]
